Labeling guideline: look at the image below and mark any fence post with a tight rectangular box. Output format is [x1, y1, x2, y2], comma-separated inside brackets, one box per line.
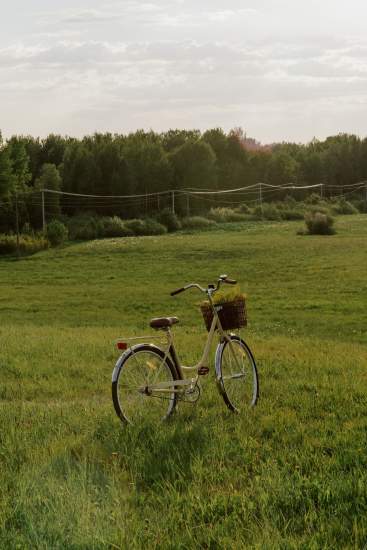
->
[42, 190, 46, 234]
[15, 190, 20, 257]
[186, 192, 190, 217]
[259, 183, 263, 218]
[171, 190, 175, 214]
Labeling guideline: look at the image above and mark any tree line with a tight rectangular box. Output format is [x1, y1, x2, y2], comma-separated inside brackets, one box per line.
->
[1, 128, 366, 232]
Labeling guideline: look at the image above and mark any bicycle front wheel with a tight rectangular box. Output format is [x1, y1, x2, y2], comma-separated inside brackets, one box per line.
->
[112, 344, 178, 425]
[215, 335, 259, 412]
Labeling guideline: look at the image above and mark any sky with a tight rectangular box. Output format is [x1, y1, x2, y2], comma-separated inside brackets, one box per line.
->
[1, 0, 367, 143]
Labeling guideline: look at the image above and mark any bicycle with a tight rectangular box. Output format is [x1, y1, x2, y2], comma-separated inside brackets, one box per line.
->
[112, 275, 259, 425]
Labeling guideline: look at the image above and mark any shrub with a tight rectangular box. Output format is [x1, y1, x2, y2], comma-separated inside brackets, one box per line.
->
[330, 198, 358, 215]
[208, 207, 247, 223]
[352, 199, 367, 213]
[284, 195, 297, 206]
[308, 205, 331, 215]
[124, 219, 146, 236]
[100, 216, 133, 238]
[68, 215, 102, 240]
[47, 219, 68, 246]
[236, 203, 250, 214]
[0, 234, 49, 255]
[0, 235, 19, 255]
[181, 216, 217, 230]
[125, 218, 167, 236]
[305, 193, 323, 205]
[304, 211, 335, 235]
[156, 208, 181, 232]
[253, 204, 282, 221]
[280, 208, 304, 220]
[142, 218, 167, 235]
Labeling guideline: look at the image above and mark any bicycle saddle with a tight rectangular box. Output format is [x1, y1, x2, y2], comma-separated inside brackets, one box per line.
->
[150, 317, 179, 329]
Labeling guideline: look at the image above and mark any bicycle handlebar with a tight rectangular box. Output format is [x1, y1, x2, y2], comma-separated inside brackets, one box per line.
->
[170, 287, 185, 296]
[170, 275, 237, 297]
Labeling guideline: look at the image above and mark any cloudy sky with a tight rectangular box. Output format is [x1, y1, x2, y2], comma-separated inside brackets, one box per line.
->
[1, 0, 367, 143]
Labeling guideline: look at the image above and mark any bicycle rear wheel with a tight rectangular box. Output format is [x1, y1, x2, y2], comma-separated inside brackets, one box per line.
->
[112, 344, 178, 425]
[215, 335, 259, 411]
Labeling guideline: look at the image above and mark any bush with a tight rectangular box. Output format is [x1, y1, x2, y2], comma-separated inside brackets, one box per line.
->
[352, 199, 367, 213]
[47, 220, 68, 246]
[253, 204, 282, 221]
[0, 234, 49, 255]
[280, 208, 304, 220]
[100, 216, 133, 238]
[305, 193, 323, 205]
[208, 207, 247, 223]
[307, 205, 331, 216]
[181, 216, 217, 230]
[68, 215, 103, 240]
[142, 218, 167, 235]
[123, 219, 146, 236]
[304, 211, 335, 235]
[283, 195, 297, 206]
[236, 203, 250, 214]
[155, 208, 181, 232]
[330, 198, 358, 215]
[124, 218, 167, 236]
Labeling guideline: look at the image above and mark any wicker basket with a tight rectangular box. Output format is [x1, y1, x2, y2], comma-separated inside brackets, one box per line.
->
[200, 297, 247, 332]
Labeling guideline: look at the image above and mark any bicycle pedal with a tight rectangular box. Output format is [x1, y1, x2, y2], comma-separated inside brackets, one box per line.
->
[198, 366, 209, 376]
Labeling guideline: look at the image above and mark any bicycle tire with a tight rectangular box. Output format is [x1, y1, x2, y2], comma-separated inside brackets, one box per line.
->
[112, 344, 179, 425]
[215, 335, 259, 412]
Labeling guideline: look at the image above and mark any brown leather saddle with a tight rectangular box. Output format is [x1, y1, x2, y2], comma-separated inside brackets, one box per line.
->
[150, 316, 179, 330]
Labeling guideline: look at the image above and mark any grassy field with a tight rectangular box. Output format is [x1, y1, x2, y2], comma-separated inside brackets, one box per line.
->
[1, 216, 366, 549]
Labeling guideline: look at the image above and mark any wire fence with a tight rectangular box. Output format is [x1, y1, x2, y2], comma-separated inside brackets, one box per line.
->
[1, 180, 367, 233]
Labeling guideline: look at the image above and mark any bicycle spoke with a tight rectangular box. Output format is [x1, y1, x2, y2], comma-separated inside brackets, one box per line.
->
[219, 337, 258, 410]
[113, 347, 177, 424]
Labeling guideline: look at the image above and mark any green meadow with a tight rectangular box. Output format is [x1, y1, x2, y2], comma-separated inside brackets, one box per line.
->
[1, 216, 366, 548]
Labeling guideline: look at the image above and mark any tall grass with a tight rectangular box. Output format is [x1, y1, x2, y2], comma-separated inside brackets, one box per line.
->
[1, 216, 366, 547]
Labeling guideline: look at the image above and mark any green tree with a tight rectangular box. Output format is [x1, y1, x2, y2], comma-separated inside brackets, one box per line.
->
[21, 136, 42, 185]
[169, 139, 217, 213]
[0, 133, 13, 198]
[321, 134, 362, 193]
[266, 150, 299, 187]
[40, 134, 68, 169]
[35, 163, 62, 218]
[160, 129, 201, 153]
[123, 131, 172, 215]
[7, 137, 31, 191]
[3, 137, 31, 237]
[360, 138, 367, 179]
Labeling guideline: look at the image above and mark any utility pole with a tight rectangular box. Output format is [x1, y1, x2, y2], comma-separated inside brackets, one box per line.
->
[15, 190, 20, 257]
[171, 190, 175, 214]
[259, 183, 263, 218]
[42, 190, 46, 234]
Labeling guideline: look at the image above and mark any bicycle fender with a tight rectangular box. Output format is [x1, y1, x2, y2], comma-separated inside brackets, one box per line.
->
[214, 342, 224, 381]
[215, 334, 243, 382]
[112, 350, 131, 383]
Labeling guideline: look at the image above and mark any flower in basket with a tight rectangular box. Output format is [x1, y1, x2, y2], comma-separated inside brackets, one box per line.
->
[199, 285, 247, 331]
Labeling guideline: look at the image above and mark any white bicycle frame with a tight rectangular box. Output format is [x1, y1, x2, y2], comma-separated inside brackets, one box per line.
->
[113, 280, 243, 396]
